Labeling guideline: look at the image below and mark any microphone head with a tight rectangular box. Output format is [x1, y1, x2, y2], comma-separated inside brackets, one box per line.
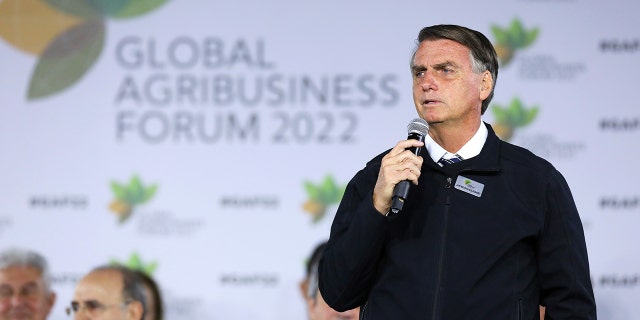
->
[407, 118, 429, 136]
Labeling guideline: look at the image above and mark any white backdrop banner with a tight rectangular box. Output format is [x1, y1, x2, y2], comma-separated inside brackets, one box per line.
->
[0, 0, 639, 319]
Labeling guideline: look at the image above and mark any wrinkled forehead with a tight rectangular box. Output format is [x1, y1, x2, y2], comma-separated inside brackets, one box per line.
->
[0, 265, 44, 286]
[414, 39, 471, 61]
[73, 270, 124, 303]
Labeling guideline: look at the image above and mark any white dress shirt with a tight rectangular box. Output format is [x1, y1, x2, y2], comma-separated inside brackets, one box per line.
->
[423, 122, 488, 163]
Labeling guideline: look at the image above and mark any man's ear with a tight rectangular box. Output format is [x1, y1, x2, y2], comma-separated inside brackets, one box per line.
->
[45, 291, 56, 315]
[299, 279, 309, 299]
[300, 279, 320, 315]
[127, 300, 144, 320]
[479, 70, 493, 100]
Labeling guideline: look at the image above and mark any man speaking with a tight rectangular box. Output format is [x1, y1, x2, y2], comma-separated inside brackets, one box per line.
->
[319, 24, 596, 319]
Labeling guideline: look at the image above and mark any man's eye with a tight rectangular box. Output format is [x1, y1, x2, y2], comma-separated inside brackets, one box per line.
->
[85, 300, 103, 311]
[0, 287, 12, 298]
[414, 71, 425, 77]
[21, 285, 39, 297]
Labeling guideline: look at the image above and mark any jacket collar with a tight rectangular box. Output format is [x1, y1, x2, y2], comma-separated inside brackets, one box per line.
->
[423, 122, 501, 173]
[471, 122, 501, 173]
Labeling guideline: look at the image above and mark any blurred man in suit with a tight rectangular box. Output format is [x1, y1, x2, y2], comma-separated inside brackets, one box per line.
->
[0, 248, 56, 320]
[68, 265, 145, 320]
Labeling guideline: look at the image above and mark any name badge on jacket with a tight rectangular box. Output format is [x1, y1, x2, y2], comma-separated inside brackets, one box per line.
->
[454, 176, 484, 197]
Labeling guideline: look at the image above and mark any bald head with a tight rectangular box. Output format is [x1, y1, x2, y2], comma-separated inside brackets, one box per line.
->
[70, 266, 145, 320]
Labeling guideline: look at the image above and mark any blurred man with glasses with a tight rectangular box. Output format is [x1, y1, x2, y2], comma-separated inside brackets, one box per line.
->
[0, 248, 56, 320]
[68, 265, 145, 320]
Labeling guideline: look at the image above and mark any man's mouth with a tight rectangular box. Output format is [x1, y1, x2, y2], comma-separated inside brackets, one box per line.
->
[423, 99, 441, 105]
[9, 309, 32, 318]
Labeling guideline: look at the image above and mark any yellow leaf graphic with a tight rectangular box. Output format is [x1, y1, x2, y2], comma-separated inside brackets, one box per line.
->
[0, 0, 82, 55]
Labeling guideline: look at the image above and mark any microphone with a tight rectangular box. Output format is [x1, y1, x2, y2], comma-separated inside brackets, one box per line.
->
[390, 118, 429, 215]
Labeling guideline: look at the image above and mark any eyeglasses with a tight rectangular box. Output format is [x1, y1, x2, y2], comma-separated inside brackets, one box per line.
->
[0, 283, 42, 301]
[65, 300, 130, 317]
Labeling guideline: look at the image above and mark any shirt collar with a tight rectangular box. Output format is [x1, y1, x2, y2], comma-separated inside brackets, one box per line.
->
[424, 122, 488, 163]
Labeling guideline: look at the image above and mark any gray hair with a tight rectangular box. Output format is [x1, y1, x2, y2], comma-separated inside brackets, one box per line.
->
[410, 24, 499, 114]
[0, 247, 53, 293]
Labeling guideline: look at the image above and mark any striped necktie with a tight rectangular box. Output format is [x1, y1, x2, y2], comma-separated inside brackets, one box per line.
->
[438, 154, 463, 167]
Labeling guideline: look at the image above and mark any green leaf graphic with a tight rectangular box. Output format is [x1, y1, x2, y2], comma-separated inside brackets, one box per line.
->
[492, 98, 539, 128]
[490, 25, 509, 44]
[302, 174, 346, 223]
[114, 0, 169, 19]
[509, 19, 525, 46]
[491, 18, 539, 50]
[89, 0, 131, 16]
[127, 252, 143, 269]
[491, 103, 507, 123]
[111, 175, 157, 206]
[129, 176, 144, 203]
[111, 182, 127, 201]
[304, 181, 321, 201]
[143, 262, 158, 275]
[142, 185, 158, 203]
[523, 28, 540, 48]
[304, 175, 345, 205]
[111, 252, 158, 275]
[28, 19, 105, 99]
[320, 176, 335, 203]
[523, 106, 539, 126]
[46, 0, 102, 19]
[509, 98, 524, 123]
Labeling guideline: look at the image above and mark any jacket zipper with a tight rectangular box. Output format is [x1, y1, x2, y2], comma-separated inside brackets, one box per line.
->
[360, 301, 367, 320]
[518, 298, 523, 320]
[431, 177, 453, 320]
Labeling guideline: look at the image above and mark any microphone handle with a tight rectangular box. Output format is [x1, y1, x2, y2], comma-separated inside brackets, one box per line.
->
[390, 132, 425, 214]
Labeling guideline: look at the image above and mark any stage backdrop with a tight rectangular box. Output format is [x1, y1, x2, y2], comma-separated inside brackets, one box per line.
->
[1, 0, 639, 319]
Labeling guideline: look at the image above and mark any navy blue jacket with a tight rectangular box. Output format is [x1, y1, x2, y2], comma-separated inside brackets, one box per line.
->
[319, 123, 596, 320]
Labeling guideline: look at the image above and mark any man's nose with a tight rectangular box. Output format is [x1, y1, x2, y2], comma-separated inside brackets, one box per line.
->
[9, 293, 28, 306]
[418, 72, 437, 91]
[73, 308, 92, 320]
